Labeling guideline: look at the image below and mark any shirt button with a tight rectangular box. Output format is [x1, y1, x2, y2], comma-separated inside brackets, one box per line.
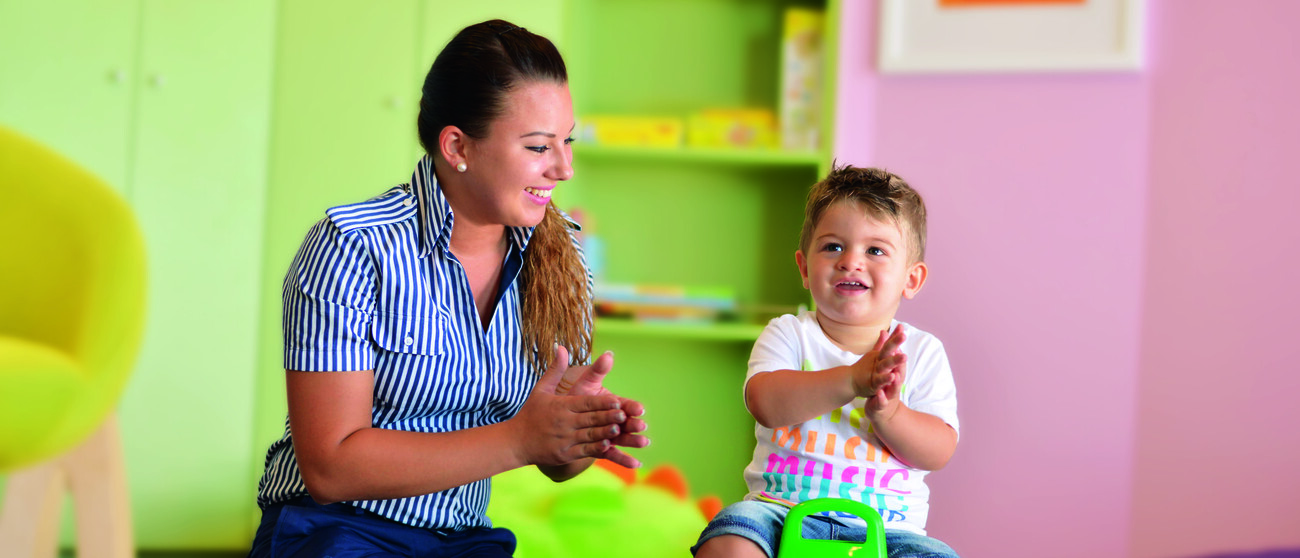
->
[403, 198, 414, 206]
[404, 336, 414, 346]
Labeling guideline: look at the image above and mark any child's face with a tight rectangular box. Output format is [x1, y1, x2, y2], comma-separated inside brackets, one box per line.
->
[796, 202, 927, 330]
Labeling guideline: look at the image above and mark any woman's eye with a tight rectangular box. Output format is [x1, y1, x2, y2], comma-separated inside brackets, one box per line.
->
[563, 137, 575, 145]
[868, 247, 886, 256]
[526, 146, 551, 153]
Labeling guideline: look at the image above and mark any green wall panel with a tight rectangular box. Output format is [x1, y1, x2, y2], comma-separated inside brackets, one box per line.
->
[1, 0, 274, 549]
[117, 0, 274, 548]
[252, 1, 424, 511]
[0, 0, 140, 194]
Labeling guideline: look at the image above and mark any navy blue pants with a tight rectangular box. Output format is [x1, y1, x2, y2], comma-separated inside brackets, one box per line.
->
[249, 497, 516, 558]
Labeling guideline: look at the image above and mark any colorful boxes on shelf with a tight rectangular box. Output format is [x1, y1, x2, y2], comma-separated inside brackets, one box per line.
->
[576, 108, 784, 151]
[780, 7, 824, 151]
[686, 108, 778, 149]
[594, 283, 738, 323]
[576, 115, 684, 148]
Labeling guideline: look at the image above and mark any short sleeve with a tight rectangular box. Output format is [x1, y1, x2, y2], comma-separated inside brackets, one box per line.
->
[903, 333, 960, 437]
[743, 316, 802, 405]
[282, 219, 378, 372]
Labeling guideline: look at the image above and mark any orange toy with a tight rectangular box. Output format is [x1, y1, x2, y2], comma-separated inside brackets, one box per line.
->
[643, 465, 690, 501]
[697, 495, 723, 522]
[594, 458, 638, 485]
[593, 460, 720, 520]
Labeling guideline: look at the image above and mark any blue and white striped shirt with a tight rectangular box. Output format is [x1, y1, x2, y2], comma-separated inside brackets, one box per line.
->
[256, 155, 585, 531]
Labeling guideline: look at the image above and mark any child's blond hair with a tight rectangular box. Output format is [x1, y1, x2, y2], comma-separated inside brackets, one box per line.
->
[799, 164, 927, 264]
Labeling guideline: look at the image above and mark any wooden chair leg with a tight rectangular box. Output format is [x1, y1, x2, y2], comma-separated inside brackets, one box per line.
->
[0, 453, 66, 558]
[0, 415, 134, 558]
[65, 415, 134, 558]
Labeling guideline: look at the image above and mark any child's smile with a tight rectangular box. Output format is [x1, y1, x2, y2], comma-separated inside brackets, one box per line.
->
[834, 278, 869, 294]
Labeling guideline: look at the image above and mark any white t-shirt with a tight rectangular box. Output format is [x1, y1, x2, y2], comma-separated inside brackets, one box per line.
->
[742, 311, 959, 535]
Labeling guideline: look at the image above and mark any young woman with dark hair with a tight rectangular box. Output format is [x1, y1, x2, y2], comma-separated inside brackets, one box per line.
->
[248, 20, 649, 557]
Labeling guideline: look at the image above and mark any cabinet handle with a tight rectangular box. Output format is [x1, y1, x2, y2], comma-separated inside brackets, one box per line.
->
[150, 74, 167, 88]
[108, 69, 126, 84]
[385, 96, 401, 110]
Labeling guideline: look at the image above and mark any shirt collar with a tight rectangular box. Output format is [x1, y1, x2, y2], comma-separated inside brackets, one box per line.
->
[411, 155, 540, 258]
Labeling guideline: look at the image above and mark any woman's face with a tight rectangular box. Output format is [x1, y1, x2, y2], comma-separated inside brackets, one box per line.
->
[460, 80, 575, 229]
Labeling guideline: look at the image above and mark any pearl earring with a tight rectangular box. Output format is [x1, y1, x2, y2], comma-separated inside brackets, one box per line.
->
[456, 162, 467, 173]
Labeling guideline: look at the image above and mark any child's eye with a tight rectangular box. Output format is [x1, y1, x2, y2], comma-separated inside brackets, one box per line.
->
[821, 242, 843, 252]
[867, 247, 886, 256]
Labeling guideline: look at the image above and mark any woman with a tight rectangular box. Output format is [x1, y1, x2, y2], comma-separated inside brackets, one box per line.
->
[249, 20, 649, 557]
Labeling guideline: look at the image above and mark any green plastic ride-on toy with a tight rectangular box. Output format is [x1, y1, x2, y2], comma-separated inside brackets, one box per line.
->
[778, 499, 887, 558]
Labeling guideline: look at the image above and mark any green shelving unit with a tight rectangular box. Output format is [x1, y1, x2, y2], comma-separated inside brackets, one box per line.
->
[560, 0, 841, 505]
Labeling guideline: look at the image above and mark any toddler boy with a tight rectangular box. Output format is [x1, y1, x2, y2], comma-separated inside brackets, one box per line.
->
[692, 165, 960, 558]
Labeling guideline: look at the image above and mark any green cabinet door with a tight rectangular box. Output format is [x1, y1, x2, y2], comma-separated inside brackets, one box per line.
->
[251, 0, 423, 498]
[0, 0, 139, 194]
[118, 0, 275, 548]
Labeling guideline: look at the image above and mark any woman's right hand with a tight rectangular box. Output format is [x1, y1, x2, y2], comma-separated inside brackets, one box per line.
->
[508, 345, 630, 466]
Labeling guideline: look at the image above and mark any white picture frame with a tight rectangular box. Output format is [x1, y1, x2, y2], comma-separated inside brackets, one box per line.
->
[878, 0, 1145, 73]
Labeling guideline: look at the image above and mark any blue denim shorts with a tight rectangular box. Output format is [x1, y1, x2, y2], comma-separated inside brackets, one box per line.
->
[692, 500, 959, 558]
[248, 496, 515, 558]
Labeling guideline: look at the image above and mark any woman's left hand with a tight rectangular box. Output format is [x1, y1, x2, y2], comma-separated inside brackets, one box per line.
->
[553, 350, 650, 467]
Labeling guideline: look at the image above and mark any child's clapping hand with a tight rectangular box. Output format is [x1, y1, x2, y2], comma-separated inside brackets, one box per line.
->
[851, 327, 908, 422]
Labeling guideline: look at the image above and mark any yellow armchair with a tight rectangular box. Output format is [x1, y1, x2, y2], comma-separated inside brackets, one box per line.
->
[0, 125, 146, 557]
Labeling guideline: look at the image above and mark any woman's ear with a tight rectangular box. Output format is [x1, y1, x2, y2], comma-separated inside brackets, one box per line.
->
[437, 125, 469, 169]
[902, 261, 928, 300]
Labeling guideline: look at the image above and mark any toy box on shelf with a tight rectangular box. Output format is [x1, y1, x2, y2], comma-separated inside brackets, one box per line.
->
[576, 115, 684, 148]
[594, 283, 738, 324]
[780, 6, 825, 151]
[686, 108, 778, 150]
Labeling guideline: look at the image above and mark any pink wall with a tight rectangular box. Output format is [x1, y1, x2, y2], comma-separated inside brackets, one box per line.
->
[833, 1, 1300, 557]
[1131, 1, 1300, 557]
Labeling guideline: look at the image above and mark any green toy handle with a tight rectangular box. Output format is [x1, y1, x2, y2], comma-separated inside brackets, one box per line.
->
[778, 499, 888, 558]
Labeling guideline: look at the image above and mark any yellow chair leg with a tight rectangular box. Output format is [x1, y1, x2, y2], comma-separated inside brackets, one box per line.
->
[0, 415, 134, 558]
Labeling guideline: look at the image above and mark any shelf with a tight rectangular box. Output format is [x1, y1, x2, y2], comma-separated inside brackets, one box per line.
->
[594, 317, 767, 342]
[573, 143, 825, 167]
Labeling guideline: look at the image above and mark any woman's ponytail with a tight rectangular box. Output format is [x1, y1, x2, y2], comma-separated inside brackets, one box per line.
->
[519, 202, 592, 374]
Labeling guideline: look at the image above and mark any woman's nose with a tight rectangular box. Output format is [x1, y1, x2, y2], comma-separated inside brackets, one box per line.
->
[549, 148, 574, 181]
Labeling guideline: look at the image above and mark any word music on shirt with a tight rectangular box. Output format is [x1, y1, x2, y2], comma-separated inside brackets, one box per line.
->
[761, 416, 912, 521]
